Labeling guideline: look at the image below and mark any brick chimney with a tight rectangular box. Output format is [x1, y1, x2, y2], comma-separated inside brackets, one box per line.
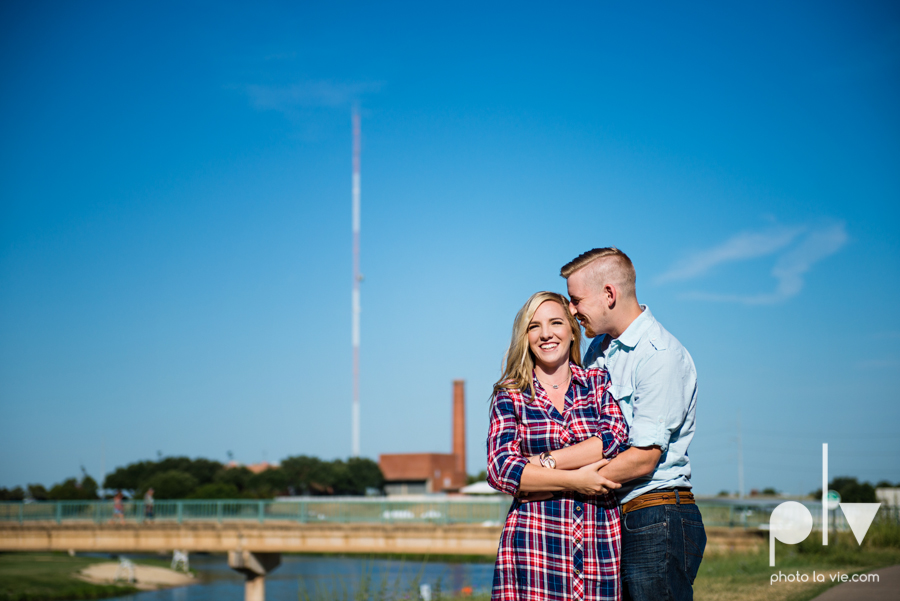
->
[453, 380, 466, 479]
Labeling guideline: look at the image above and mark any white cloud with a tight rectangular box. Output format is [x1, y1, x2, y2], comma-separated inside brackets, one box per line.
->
[655, 225, 805, 284]
[659, 221, 848, 305]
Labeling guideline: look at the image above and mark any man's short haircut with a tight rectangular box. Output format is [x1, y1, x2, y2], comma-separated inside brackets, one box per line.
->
[560, 247, 637, 299]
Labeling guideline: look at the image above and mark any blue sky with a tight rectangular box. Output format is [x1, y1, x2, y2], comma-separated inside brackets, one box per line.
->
[1, 1, 898, 496]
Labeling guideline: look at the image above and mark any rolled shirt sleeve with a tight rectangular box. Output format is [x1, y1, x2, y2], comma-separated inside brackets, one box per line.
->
[486, 389, 528, 496]
[628, 349, 693, 453]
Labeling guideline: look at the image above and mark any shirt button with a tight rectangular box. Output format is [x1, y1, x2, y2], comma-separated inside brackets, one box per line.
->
[575, 569, 581, 576]
[576, 506, 582, 512]
[575, 536, 581, 543]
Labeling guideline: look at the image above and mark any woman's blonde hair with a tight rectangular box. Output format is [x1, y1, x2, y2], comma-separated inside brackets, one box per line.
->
[493, 291, 582, 399]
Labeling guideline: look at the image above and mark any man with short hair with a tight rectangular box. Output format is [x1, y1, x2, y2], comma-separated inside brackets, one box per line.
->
[561, 247, 706, 601]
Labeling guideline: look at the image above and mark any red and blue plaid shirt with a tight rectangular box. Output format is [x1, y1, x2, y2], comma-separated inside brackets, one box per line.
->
[487, 364, 629, 601]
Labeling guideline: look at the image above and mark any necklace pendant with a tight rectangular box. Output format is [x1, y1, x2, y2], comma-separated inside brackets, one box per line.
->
[551, 384, 559, 389]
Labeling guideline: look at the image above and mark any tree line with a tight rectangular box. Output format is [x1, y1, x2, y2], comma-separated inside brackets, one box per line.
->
[0, 455, 384, 501]
[810, 476, 894, 503]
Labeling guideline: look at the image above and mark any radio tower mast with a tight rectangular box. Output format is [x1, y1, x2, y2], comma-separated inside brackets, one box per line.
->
[351, 109, 361, 458]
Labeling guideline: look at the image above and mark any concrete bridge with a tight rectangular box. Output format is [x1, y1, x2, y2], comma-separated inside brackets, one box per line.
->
[0, 497, 779, 600]
[0, 520, 503, 555]
[0, 518, 504, 601]
[1, 497, 511, 596]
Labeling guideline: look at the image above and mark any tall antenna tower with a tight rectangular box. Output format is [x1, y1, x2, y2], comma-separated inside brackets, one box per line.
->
[737, 409, 744, 499]
[351, 109, 361, 458]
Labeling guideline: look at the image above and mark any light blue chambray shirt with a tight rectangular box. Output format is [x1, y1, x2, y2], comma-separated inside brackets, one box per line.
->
[583, 306, 698, 504]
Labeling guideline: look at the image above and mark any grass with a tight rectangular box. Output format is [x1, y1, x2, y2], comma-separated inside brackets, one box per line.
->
[694, 520, 900, 601]
[0, 552, 138, 601]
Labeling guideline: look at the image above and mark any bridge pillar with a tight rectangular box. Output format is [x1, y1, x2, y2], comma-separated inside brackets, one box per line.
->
[227, 550, 281, 601]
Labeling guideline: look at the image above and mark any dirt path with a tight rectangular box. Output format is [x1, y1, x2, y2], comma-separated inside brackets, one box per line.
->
[78, 562, 197, 591]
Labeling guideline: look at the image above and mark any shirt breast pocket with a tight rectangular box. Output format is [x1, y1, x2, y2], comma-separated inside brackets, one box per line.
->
[609, 384, 633, 403]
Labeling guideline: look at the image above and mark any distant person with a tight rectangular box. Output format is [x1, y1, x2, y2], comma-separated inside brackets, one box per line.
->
[487, 291, 629, 601]
[111, 490, 125, 524]
[143, 488, 154, 521]
[562, 247, 706, 601]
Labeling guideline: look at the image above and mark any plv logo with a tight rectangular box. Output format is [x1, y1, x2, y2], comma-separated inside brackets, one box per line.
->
[769, 444, 881, 566]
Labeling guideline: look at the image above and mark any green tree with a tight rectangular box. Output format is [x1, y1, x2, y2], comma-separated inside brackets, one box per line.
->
[317, 460, 350, 495]
[143, 470, 199, 499]
[0, 487, 25, 501]
[248, 468, 289, 498]
[467, 470, 488, 485]
[281, 455, 325, 495]
[27, 484, 48, 501]
[104, 456, 224, 492]
[48, 476, 99, 500]
[347, 457, 384, 494]
[811, 476, 877, 503]
[214, 467, 253, 493]
[188, 482, 241, 499]
[104, 460, 157, 491]
[832, 477, 876, 503]
[155, 457, 222, 486]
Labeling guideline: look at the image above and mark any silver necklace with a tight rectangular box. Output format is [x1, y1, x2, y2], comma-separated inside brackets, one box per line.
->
[538, 371, 570, 390]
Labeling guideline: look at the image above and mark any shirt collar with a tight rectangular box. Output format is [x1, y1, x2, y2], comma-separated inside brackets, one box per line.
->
[570, 362, 590, 387]
[614, 305, 654, 349]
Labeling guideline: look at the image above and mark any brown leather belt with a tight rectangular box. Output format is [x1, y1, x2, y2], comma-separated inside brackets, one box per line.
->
[622, 489, 695, 514]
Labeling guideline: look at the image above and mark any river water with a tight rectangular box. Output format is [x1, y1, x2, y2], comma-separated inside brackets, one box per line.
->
[90, 554, 495, 601]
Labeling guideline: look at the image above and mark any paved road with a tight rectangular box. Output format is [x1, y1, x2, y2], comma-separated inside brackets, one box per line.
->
[810, 564, 900, 600]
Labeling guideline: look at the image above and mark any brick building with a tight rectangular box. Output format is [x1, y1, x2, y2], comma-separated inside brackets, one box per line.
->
[379, 380, 467, 495]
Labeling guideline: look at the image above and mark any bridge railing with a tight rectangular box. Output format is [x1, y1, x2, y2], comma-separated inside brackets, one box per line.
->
[0, 498, 515, 525]
[2, 499, 897, 528]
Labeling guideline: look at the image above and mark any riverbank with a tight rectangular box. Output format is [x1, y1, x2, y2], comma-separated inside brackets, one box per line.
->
[78, 561, 196, 591]
[0, 553, 193, 601]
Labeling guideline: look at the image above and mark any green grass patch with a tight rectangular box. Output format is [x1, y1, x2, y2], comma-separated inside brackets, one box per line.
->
[0, 552, 138, 601]
[695, 520, 900, 601]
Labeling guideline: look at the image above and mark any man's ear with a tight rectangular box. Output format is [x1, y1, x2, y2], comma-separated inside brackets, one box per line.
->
[605, 284, 617, 309]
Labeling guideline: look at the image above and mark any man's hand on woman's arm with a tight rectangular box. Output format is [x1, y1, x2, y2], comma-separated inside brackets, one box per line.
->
[518, 459, 621, 496]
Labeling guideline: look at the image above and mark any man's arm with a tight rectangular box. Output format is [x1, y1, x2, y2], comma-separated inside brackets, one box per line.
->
[595, 445, 662, 484]
[519, 459, 622, 495]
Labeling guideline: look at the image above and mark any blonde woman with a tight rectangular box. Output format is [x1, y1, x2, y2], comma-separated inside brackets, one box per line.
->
[487, 291, 628, 601]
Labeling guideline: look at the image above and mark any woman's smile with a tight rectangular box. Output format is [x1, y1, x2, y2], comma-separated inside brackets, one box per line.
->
[528, 301, 572, 371]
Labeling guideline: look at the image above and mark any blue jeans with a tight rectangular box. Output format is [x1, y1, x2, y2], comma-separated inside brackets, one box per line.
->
[621, 502, 707, 601]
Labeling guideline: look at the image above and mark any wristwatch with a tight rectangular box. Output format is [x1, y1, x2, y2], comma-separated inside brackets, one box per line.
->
[539, 452, 557, 469]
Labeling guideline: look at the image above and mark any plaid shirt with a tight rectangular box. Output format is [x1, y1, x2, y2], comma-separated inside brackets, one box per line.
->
[487, 364, 628, 601]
